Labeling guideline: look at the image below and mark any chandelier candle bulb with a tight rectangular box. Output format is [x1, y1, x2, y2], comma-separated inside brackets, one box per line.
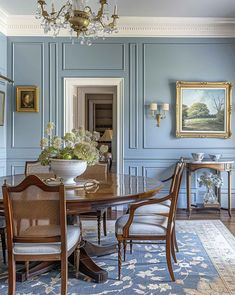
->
[51, 2, 55, 13]
[114, 5, 117, 15]
[72, 0, 76, 10]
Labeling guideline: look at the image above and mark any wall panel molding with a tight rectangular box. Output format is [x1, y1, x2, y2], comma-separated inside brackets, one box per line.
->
[49, 42, 59, 130]
[0, 148, 6, 159]
[129, 43, 138, 149]
[11, 165, 24, 176]
[62, 42, 125, 71]
[142, 41, 235, 150]
[11, 42, 44, 149]
[0, 166, 5, 177]
[129, 166, 138, 176]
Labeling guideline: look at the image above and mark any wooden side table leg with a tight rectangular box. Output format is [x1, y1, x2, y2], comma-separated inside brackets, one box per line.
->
[228, 170, 232, 217]
[186, 169, 192, 218]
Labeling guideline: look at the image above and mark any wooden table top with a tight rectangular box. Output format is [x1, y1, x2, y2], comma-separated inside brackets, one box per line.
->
[0, 174, 163, 214]
[185, 160, 233, 172]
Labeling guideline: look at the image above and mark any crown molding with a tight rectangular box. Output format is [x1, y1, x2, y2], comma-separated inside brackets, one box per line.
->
[1, 15, 235, 38]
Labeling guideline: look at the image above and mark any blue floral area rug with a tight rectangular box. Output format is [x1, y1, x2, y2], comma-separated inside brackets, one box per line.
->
[0, 220, 234, 295]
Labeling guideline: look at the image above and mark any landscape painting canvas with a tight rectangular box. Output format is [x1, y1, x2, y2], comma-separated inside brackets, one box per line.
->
[176, 82, 232, 138]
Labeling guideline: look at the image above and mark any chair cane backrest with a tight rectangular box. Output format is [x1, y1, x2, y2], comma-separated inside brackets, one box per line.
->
[168, 157, 184, 194]
[2, 175, 66, 247]
[167, 159, 185, 227]
[25, 161, 54, 179]
[80, 162, 108, 181]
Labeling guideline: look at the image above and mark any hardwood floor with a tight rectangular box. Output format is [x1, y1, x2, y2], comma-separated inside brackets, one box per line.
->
[176, 209, 235, 235]
[107, 208, 235, 235]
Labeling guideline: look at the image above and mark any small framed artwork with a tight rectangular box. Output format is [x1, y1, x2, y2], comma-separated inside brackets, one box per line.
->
[176, 81, 232, 138]
[0, 91, 5, 126]
[16, 86, 39, 112]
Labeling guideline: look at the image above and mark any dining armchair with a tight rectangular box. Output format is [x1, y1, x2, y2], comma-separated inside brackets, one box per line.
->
[79, 162, 109, 244]
[133, 157, 185, 255]
[115, 160, 185, 281]
[2, 175, 81, 295]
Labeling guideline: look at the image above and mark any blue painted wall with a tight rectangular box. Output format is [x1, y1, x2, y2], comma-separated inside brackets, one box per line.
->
[6, 37, 235, 207]
[0, 32, 7, 176]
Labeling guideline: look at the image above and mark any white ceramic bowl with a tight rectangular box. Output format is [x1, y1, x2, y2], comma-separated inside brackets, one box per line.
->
[50, 159, 87, 185]
[191, 153, 204, 162]
[209, 154, 221, 161]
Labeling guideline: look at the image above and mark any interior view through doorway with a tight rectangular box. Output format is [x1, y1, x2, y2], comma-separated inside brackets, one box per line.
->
[74, 86, 117, 171]
[64, 78, 124, 174]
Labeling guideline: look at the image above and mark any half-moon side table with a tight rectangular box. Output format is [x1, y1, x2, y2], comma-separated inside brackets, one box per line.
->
[186, 160, 234, 218]
[0, 173, 163, 283]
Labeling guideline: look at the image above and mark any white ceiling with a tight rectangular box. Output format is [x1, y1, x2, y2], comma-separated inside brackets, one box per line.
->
[0, 0, 235, 17]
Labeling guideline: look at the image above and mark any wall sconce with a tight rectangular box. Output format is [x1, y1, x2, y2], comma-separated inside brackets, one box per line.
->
[149, 102, 169, 127]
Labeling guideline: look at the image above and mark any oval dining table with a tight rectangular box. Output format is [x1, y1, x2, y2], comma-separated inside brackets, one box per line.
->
[0, 173, 163, 283]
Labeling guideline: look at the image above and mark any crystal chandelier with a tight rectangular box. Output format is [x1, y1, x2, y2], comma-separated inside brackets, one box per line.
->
[36, 0, 119, 45]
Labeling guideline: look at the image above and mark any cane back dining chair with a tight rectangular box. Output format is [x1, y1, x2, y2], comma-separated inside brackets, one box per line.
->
[25, 160, 55, 179]
[115, 159, 185, 281]
[2, 175, 81, 295]
[79, 162, 109, 244]
[0, 160, 48, 265]
[133, 157, 185, 255]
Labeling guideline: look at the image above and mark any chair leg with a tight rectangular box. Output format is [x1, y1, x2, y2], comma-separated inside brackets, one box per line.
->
[123, 241, 127, 262]
[74, 248, 80, 279]
[97, 214, 101, 245]
[130, 240, 133, 254]
[0, 229, 6, 264]
[8, 255, 16, 295]
[171, 232, 177, 263]
[103, 211, 107, 237]
[61, 255, 68, 295]
[173, 226, 179, 252]
[166, 236, 175, 282]
[118, 240, 122, 280]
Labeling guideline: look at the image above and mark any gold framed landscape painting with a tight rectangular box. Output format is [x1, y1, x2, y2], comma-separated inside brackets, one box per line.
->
[176, 81, 232, 138]
[16, 86, 39, 112]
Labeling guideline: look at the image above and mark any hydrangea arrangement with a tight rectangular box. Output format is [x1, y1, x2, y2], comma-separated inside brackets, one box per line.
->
[39, 122, 108, 166]
[197, 172, 223, 190]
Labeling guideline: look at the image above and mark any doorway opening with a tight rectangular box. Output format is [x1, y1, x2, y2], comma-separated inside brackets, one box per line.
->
[64, 78, 124, 174]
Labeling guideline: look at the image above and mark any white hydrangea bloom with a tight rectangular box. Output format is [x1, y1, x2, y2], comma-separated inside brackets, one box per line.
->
[40, 137, 48, 148]
[52, 137, 62, 149]
[100, 144, 109, 154]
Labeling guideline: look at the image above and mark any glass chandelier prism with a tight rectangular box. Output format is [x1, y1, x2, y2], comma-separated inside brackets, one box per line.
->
[36, 0, 119, 45]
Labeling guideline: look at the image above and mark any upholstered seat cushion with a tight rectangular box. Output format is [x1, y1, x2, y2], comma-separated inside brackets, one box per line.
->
[13, 225, 80, 255]
[134, 200, 171, 215]
[115, 214, 168, 236]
